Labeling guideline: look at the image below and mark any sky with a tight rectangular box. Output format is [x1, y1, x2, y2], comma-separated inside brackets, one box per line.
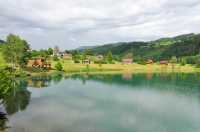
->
[0, 0, 200, 50]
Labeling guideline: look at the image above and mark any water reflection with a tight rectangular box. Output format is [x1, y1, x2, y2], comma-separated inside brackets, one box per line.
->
[27, 73, 64, 88]
[122, 73, 132, 80]
[28, 76, 51, 88]
[0, 72, 66, 130]
[71, 73, 200, 97]
[5, 71, 197, 91]
[0, 70, 31, 130]
[0, 71, 200, 131]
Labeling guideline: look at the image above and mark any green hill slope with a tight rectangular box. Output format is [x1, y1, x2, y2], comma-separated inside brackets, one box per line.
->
[77, 33, 200, 60]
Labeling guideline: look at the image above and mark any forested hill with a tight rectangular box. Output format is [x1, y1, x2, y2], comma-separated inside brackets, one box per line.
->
[76, 33, 200, 60]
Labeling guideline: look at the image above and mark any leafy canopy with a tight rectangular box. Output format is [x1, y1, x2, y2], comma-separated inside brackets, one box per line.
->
[2, 34, 30, 67]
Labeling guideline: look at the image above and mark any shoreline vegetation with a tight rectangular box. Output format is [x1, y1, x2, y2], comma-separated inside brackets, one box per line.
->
[27, 63, 200, 77]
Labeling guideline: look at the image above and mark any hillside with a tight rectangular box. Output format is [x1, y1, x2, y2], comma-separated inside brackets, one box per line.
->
[76, 33, 200, 60]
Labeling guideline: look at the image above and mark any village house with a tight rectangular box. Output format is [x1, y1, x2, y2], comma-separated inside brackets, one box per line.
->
[122, 58, 133, 64]
[160, 60, 168, 65]
[27, 58, 51, 69]
[82, 59, 91, 64]
[61, 53, 72, 60]
[146, 59, 154, 64]
[96, 55, 104, 60]
[53, 46, 72, 60]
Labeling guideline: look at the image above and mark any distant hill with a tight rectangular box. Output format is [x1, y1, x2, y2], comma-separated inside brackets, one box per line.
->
[76, 45, 97, 50]
[75, 33, 200, 60]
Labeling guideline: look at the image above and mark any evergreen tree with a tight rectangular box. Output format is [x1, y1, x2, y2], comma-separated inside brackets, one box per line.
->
[106, 51, 113, 64]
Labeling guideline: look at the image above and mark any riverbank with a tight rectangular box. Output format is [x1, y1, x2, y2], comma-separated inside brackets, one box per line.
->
[27, 63, 200, 77]
[57, 63, 199, 73]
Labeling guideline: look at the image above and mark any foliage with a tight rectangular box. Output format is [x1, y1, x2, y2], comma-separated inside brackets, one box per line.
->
[72, 51, 81, 63]
[180, 58, 187, 66]
[53, 55, 59, 61]
[47, 48, 53, 55]
[170, 56, 177, 64]
[0, 69, 14, 95]
[94, 60, 107, 64]
[106, 51, 113, 64]
[82, 52, 87, 60]
[29, 47, 54, 60]
[123, 53, 133, 59]
[55, 62, 63, 71]
[195, 57, 200, 68]
[77, 33, 200, 62]
[185, 55, 200, 65]
[74, 60, 80, 63]
[84, 49, 93, 56]
[2, 34, 30, 67]
[52, 73, 63, 84]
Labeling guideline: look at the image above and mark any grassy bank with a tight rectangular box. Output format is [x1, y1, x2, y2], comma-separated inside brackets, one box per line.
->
[2, 59, 199, 77]
[51, 60, 200, 74]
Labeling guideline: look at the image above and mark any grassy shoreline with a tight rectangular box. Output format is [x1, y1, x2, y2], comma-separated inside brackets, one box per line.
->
[27, 63, 200, 77]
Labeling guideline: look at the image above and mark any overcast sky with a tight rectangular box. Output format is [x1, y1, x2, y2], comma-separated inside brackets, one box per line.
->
[0, 0, 200, 50]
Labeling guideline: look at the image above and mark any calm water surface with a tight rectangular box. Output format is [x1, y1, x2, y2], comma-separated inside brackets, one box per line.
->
[2, 73, 200, 132]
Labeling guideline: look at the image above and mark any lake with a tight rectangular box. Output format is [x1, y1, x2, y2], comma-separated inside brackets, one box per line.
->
[1, 73, 200, 132]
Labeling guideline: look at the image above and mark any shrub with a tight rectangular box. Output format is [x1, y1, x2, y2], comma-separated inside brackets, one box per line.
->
[180, 58, 186, 66]
[196, 58, 200, 68]
[137, 60, 146, 65]
[74, 60, 80, 63]
[55, 62, 63, 71]
[94, 60, 107, 64]
[53, 56, 59, 61]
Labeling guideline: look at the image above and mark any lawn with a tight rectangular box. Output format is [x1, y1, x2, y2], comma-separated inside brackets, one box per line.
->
[52, 60, 198, 74]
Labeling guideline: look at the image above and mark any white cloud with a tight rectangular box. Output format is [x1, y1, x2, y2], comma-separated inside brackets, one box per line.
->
[0, 0, 200, 49]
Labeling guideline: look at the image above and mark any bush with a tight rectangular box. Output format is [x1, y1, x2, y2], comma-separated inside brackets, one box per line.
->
[94, 60, 107, 64]
[196, 58, 200, 68]
[136, 59, 146, 65]
[55, 62, 63, 71]
[180, 58, 186, 66]
[74, 60, 80, 63]
[53, 56, 59, 61]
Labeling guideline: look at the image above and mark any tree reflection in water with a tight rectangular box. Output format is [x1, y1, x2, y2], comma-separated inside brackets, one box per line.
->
[27, 73, 63, 87]
[0, 69, 31, 131]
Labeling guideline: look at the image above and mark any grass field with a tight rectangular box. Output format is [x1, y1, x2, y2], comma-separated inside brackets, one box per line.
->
[1, 57, 197, 76]
[51, 60, 199, 74]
